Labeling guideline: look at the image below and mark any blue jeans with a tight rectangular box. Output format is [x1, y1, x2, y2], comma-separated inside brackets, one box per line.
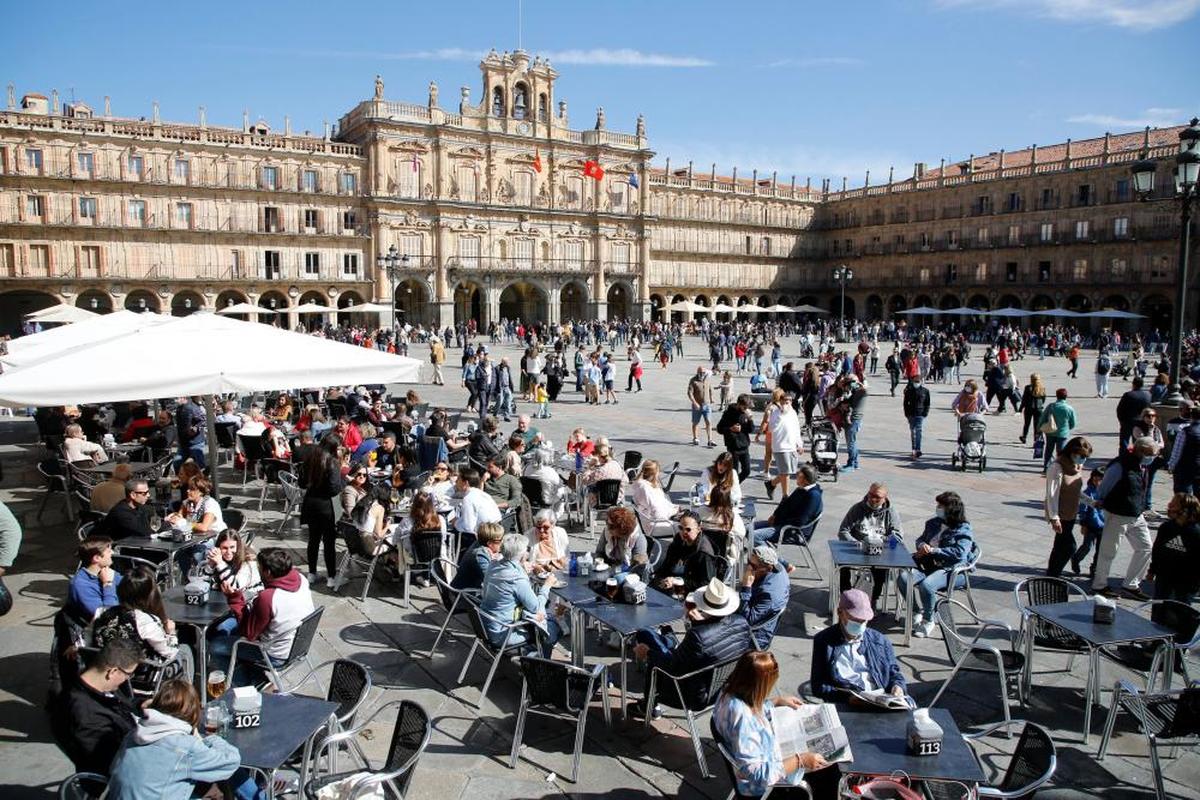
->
[908, 416, 924, 453]
[1145, 463, 1161, 509]
[1042, 435, 1064, 470]
[897, 568, 965, 623]
[845, 418, 862, 467]
[493, 387, 514, 419]
[491, 618, 561, 658]
[174, 442, 206, 470]
[752, 521, 778, 547]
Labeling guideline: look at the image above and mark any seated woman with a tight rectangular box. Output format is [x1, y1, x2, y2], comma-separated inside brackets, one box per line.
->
[713, 651, 836, 800]
[629, 460, 680, 538]
[63, 422, 107, 464]
[896, 491, 976, 638]
[565, 427, 595, 458]
[594, 506, 649, 577]
[699, 485, 747, 562]
[699, 452, 743, 505]
[425, 410, 468, 455]
[341, 463, 369, 518]
[351, 482, 396, 557]
[263, 424, 291, 462]
[581, 444, 628, 503]
[106, 679, 248, 800]
[202, 531, 262, 599]
[480, 534, 562, 657]
[527, 509, 569, 573]
[93, 565, 194, 683]
[271, 393, 294, 424]
[424, 461, 456, 505]
[168, 475, 228, 576]
[394, 491, 446, 586]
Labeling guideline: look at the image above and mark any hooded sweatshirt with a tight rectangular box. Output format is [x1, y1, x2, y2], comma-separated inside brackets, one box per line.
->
[227, 568, 314, 661]
[107, 709, 240, 800]
[837, 496, 904, 542]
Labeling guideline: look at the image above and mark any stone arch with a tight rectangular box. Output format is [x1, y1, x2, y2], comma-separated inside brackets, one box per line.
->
[715, 294, 732, 322]
[453, 281, 484, 327]
[125, 289, 162, 314]
[1099, 294, 1130, 312]
[649, 293, 666, 322]
[888, 295, 907, 315]
[170, 290, 204, 317]
[1029, 294, 1056, 312]
[693, 294, 711, 319]
[911, 294, 933, 309]
[607, 281, 633, 320]
[336, 290, 366, 328]
[829, 295, 856, 319]
[258, 290, 289, 324]
[76, 289, 114, 314]
[499, 280, 548, 323]
[1064, 294, 1092, 313]
[939, 293, 960, 310]
[967, 293, 990, 311]
[393, 279, 430, 327]
[1140, 294, 1172, 333]
[997, 294, 1022, 310]
[866, 294, 884, 320]
[671, 293, 687, 324]
[560, 280, 589, 321]
[214, 289, 247, 314]
[0, 289, 58, 336]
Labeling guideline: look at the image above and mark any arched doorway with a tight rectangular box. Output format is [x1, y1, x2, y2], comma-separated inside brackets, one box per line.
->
[693, 295, 711, 320]
[258, 291, 289, 325]
[561, 281, 588, 321]
[297, 291, 330, 330]
[1100, 294, 1130, 312]
[829, 295, 856, 319]
[939, 294, 960, 310]
[214, 289, 246, 318]
[866, 295, 884, 320]
[607, 283, 631, 320]
[967, 294, 990, 311]
[0, 289, 58, 336]
[393, 280, 430, 328]
[454, 282, 483, 327]
[1141, 295, 1172, 333]
[671, 293, 687, 324]
[888, 295, 907, 316]
[171, 290, 204, 317]
[336, 290, 365, 328]
[1029, 294, 1055, 312]
[997, 294, 1022, 310]
[499, 281, 547, 323]
[124, 289, 161, 314]
[76, 290, 113, 315]
[649, 293, 665, 322]
[1064, 294, 1092, 313]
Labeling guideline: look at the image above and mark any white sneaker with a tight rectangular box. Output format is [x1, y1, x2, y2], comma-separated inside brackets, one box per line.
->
[306, 572, 323, 586]
[913, 620, 936, 638]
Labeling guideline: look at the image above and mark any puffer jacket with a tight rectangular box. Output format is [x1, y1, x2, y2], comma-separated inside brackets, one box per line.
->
[107, 709, 240, 800]
[914, 518, 976, 571]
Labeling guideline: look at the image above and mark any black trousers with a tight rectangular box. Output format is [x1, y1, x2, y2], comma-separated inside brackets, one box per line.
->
[730, 448, 751, 482]
[1045, 519, 1077, 578]
[840, 566, 888, 604]
[303, 499, 339, 577]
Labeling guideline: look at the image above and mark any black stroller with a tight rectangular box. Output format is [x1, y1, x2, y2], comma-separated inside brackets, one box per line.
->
[809, 420, 840, 482]
[951, 413, 988, 472]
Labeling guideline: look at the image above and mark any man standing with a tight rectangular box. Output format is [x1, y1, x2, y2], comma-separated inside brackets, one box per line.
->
[903, 378, 931, 460]
[475, 349, 495, 419]
[1116, 377, 1152, 452]
[715, 394, 754, 481]
[1169, 402, 1200, 495]
[492, 357, 515, 422]
[686, 367, 715, 447]
[429, 335, 446, 385]
[1095, 348, 1112, 399]
[763, 396, 803, 500]
[841, 377, 868, 472]
[1092, 436, 1159, 600]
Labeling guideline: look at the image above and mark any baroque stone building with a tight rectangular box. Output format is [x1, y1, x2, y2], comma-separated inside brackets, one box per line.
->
[0, 52, 1190, 334]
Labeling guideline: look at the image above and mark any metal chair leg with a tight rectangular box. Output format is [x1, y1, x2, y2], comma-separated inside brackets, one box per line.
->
[359, 557, 380, 602]
[1097, 685, 1123, 760]
[457, 640, 478, 684]
[570, 706, 588, 782]
[478, 651, 502, 708]
[429, 596, 460, 659]
[684, 710, 711, 779]
[509, 684, 528, 769]
[1150, 739, 1167, 800]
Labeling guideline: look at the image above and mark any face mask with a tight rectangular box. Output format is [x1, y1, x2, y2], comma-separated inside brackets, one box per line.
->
[1073, 456, 1086, 466]
[844, 620, 866, 638]
[935, 507, 946, 520]
[1141, 455, 1155, 466]
[867, 502, 883, 511]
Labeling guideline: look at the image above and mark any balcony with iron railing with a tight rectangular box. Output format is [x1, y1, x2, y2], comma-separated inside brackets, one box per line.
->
[0, 163, 365, 198]
[0, 259, 374, 283]
[0, 206, 369, 238]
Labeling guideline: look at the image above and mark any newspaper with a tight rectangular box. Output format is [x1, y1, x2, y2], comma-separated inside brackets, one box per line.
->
[772, 703, 852, 764]
[844, 687, 917, 711]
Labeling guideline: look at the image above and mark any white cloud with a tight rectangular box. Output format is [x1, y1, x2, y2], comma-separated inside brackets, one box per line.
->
[763, 56, 865, 69]
[1067, 107, 1185, 128]
[935, 0, 1200, 31]
[226, 45, 713, 68]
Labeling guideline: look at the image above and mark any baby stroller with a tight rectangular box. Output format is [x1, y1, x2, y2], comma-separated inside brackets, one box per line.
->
[952, 412, 987, 472]
[809, 420, 840, 482]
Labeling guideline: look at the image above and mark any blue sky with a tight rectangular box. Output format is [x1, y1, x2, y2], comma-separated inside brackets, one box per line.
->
[2, 0, 1196, 184]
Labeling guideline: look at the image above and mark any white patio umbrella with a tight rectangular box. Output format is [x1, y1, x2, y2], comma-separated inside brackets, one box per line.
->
[3, 309, 173, 369]
[790, 304, 830, 315]
[986, 308, 1032, 318]
[1084, 309, 1146, 319]
[735, 304, 766, 314]
[0, 313, 423, 497]
[1031, 308, 1083, 318]
[25, 304, 101, 324]
[664, 300, 706, 312]
[898, 306, 944, 315]
[765, 304, 796, 313]
[292, 302, 332, 315]
[340, 302, 391, 314]
[216, 302, 277, 316]
[710, 303, 739, 314]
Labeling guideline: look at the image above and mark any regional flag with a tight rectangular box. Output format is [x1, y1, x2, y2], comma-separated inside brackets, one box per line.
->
[583, 160, 605, 181]
[628, 172, 639, 189]
[533, 149, 542, 173]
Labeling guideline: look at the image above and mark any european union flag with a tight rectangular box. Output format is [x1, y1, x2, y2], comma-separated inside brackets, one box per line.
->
[628, 173, 639, 189]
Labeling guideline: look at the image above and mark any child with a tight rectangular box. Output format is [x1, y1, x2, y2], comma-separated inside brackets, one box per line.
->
[1072, 468, 1106, 576]
[717, 370, 733, 410]
[534, 381, 551, 419]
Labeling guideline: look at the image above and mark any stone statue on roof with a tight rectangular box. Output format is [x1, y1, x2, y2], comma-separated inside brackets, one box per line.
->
[374, 75, 384, 100]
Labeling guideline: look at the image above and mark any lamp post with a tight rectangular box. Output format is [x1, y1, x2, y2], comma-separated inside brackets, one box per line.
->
[1132, 117, 1199, 399]
[375, 244, 410, 335]
[833, 264, 853, 341]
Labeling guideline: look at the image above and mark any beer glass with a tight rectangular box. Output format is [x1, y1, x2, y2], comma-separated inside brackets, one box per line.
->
[206, 670, 227, 701]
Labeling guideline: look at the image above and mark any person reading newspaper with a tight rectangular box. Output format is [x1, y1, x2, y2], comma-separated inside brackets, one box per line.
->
[713, 652, 842, 799]
[810, 589, 913, 708]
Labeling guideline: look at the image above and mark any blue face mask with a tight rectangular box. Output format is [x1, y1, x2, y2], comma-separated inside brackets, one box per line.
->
[935, 507, 946, 520]
[1141, 455, 1155, 466]
[844, 620, 866, 638]
[1073, 456, 1086, 466]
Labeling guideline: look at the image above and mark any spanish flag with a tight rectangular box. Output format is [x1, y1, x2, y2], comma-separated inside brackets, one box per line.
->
[583, 160, 605, 181]
[533, 149, 542, 173]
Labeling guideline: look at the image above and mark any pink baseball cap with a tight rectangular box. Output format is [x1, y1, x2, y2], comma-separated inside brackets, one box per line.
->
[838, 589, 875, 621]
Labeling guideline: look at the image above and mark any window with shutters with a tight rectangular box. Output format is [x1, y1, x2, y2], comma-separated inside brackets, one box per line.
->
[174, 159, 191, 183]
[340, 172, 357, 195]
[1007, 225, 1020, 245]
[176, 203, 192, 229]
[342, 253, 359, 277]
[304, 252, 320, 277]
[398, 159, 420, 198]
[81, 245, 101, 270]
[1075, 220, 1090, 240]
[514, 171, 533, 206]
[261, 165, 280, 190]
[457, 235, 480, 267]
[231, 250, 244, 278]
[263, 250, 281, 279]
[263, 207, 280, 233]
[457, 166, 477, 202]
[1040, 223, 1054, 243]
[1073, 259, 1088, 280]
[0, 243, 13, 275]
[302, 169, 319, 192]
[977, 227, 989, 245]
[26, 195, 44, 220]
[25, 148, 43, 174]
[513, 239, 533, 269]
[79, 197, 97, 221]
[975, 262, 988, 282]
[128, 155, 143, 180]
[77, 152, 95, 178]
[342, 210, 357, 231]
[303, 209, 319, 231]
[1112, 258, 1127, 277]
[398, 234, 423, 260]
[29, 244, 49, 274]
[1114, 217, 1129, 238]
[564, 240, 584, 270]
[129, 199, 146, 226]
[611, 242, 630, 271]
[567, 176, 584, 209]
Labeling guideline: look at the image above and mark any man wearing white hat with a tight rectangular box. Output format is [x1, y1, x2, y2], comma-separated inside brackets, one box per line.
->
[631, 577, 753, 719]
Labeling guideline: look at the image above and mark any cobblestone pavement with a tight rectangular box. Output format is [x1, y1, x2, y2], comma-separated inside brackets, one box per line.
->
[1, 336, 1197, 798]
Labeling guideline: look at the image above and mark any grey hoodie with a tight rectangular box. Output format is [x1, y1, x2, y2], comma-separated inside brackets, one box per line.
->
[837, 497, 904, 542]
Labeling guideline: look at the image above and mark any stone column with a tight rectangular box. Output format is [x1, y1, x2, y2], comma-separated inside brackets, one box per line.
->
[434, 137, 448, 198]
[591, 233, 608, 320]
[434, 220, 453, 329]
[373, 220, 391, 305]
[486, 285, 502, 327]
[547, 283, 562, 326]
[372, 137, 387, 196]
[638, 229, 652, 321]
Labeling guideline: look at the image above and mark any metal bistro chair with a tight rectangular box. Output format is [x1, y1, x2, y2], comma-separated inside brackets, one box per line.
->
[214, 421, 240, 467]
[427, 557, 480, 659]
[287, 658, 374, 771]
[621, 449, 644, 482]
[644, 654, 743, 779]
[304, 700, 431, 800]
[457, 597, 544, 709]
[942, 541, 981, 613]
[777, 513, 824, 581]
[661, 460, 682, 493]
[403, 528, 447, 608]
[583, 479, 624, 537]
[276, 471, 304, 536]
[520, 476, 556, 513]
[1013, 577, 1091, 698]
[333, 520, 388, 602]
[956, 719, 1057, 799]
[110, 552, 171, 588]
[932, 598, 1026, 728]
[37, 459, 73, 521]
[58, 772, 108, 800]
[509, 656, 611, 783]
[711, 717, 812, 800]
[750, 606, 787, 653]
[228, 606, 325, 692]
[1099, 600, 1200, 693]
[1099, 680, 1200, 800]
[75, 520, 97, 543]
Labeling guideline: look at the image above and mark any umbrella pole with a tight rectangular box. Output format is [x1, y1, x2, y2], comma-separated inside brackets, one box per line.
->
[203, 394, 221, 501]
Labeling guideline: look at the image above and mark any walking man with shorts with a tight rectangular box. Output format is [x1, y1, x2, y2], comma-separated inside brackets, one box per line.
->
[763, 396, 803, 500]
[687, 367, 715, 447]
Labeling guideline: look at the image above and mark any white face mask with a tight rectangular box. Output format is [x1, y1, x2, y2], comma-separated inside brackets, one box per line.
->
[844, 620, 866, 638]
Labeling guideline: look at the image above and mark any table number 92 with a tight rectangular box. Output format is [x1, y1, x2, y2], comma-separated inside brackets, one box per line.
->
[233, 712, 261, 729]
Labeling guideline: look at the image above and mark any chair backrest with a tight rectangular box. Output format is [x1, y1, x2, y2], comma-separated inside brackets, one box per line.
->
[39, 459, 67, 489]
[224, 508, 246, 534]
[646, 536, 664, 573]
[1015, 577, 1087, 642]
[431, 557, 460, 611]
[327, 658, 372, 723]
[214, 422, 240, 448]
[621, 450, 643, 473]
[382, 700, 432, 795]
[1146, 600, 1200, 646]
[76, 520, 96, 542]
[701, 527, 730, 558]
[709, 717, 763, 800]
[278, 471, 303, 503]
[418, 437, 448, 471]
[110, 553, 169, 585]
[58, 772, 108, 800]
[463, 600, 492, 645]
[662, 461, 681, 492]
[1000, 722, 1057, 794]
[519, 656, 598, 714]
[239, 434, 270, 461]
[692, 656, 742, 711]
[519, 476, 552, 509]
[409, 528, 445, 565]
[499, 509, 522, 537]
[283, 606, 325, 667]
[935, 598, 975, 663]
[593, 479, 624, 509]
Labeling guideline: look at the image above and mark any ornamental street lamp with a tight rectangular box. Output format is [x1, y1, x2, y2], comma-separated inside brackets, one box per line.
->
[375, 244, 410, 335]
[1132, 117, 1199, 398]
[833, 264, 853, 340]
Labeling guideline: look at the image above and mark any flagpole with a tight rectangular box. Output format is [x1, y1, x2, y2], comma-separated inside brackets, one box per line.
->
[517, 0, 523, 50]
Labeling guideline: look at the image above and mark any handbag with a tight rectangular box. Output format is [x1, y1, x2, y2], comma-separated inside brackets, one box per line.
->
[0, 575, 12, 616]
[1038, 415, 1057, 435]
[841, 774, 923, 800]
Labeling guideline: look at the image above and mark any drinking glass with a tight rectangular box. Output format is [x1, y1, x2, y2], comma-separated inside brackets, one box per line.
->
[206, 670, 227, 701]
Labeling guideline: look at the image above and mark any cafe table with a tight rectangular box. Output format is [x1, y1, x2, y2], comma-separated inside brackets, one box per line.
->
[837, 706, 985, 787]
[114, 531, 216, 587]
[1023, 598, 1174, 743]
[216, 690, 339, 800]
[550, 568, 686, 718]
[828, 540, 916, 645]
[163, 585, 231, 692]
[79, 460, 157, 478]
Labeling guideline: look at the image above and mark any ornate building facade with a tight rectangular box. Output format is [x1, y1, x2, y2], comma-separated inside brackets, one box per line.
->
[0, 52, 1190, 334]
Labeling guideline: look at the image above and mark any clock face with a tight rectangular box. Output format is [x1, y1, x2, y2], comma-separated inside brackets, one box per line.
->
[516, 122, 531, 136]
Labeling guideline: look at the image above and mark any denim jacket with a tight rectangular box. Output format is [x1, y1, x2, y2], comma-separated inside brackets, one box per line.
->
[914, 518, 975, 571]
[480, 558, 547, 646]
[107, 709, 240, 800]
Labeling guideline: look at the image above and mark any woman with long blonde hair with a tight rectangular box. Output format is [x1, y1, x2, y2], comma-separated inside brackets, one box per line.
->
[1020, 372, 1047, 444]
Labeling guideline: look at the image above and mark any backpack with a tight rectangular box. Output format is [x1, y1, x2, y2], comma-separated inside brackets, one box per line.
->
[1098, 355, 1111, 375]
